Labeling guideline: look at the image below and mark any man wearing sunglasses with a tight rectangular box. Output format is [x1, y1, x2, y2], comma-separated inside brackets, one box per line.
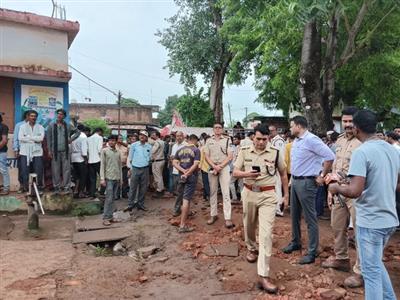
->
[204, 123, 234, 228]
[233, 124, 288, 294]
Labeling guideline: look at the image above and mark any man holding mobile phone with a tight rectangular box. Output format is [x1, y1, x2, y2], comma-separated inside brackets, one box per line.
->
[233, 124, 289, 294]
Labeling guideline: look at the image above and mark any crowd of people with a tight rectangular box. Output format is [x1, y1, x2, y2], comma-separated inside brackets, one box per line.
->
[0, 107, 399, 299]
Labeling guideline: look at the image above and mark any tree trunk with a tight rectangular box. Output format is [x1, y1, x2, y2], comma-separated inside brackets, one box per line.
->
[210, 66, 227, 124]
[299, 20, 330, 136]
[208, 0, 231, 125]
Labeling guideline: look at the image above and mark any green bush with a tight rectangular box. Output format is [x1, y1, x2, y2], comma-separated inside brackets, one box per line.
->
[83, 119, 110, 136]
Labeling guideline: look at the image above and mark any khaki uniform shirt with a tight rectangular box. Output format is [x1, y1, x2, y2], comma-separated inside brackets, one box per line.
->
[271, 135, 285, 151]
[234, 144, 285, 186]
[332, 134, 361, 174]
[151, 139, 165, 161]
[204, 135, 232, 164]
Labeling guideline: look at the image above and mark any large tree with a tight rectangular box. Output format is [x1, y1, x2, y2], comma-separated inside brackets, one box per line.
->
[156, 0, 233, 124]
[222, 0, 400, 134]
[158, 91, 214, 127]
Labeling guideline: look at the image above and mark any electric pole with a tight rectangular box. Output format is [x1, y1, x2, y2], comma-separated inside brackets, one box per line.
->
[244, 107, 248, 126]
[227, 103, 232, 127]
[117, 91, 122, 135]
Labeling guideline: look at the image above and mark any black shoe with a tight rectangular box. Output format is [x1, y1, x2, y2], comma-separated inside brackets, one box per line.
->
[123, 206, 134, 212]
[282, 243, 302, 254]
[298, 254, 315, 265]
[137, 206, 148, 211]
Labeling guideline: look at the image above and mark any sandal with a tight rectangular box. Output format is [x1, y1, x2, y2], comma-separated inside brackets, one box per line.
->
[103, 220, 112, 226]
[207, 216, 218, 225]
[178, 226, 194, 233]
[225, 220, 235, 229]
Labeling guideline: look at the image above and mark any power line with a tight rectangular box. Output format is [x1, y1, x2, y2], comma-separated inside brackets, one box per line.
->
[70, 50, 182, 85]
[70, 50, 256, 92]
[69, 64, 118, 96]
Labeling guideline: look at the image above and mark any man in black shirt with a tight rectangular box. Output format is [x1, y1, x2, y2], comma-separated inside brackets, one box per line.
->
[0, 113, 10, 195]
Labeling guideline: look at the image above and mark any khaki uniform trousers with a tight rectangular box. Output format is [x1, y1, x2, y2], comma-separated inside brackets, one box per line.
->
[152, 161, 165, 192]
[208, 166, 231, 220]
[331, 197, 361, 274]
[242, 187, 276, 277]
[275, 173, 283, 214]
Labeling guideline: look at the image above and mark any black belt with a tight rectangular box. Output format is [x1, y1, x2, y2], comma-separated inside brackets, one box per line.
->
[292, 175, 317, 180]
[152, 159, 164, 162]
[132, 165, 149, 169]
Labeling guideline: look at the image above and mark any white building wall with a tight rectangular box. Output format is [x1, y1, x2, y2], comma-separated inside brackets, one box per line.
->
[0, 20, 68, 71]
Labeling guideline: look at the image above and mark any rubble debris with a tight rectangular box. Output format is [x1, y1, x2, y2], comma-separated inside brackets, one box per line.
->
[320, 288, 346, 300]
[138, 276, 148, 283]
[152, 256, 169, 263]
[113, 242, 126, 256]
[137, 245, 159, 258]
[112, 211, 132, 223]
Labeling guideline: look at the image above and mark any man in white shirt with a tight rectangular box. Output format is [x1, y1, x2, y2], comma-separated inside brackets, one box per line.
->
[386, 131, 400, 152]
[240, 131, 254, 147]
[87, 128, 103, 198]
[71, 124, 88, 198]
[18, 110, 45, 192]
[269, 125, 286, 216]
[229, 135, 243, 202]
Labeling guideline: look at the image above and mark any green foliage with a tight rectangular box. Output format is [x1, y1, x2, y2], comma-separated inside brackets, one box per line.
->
[120, 98, 139, 107]
[222, 0, 400, 118]
[176, 90, 215, 127]
[156, 0, 230, 89]
[93, 245, 112, 257]
[158, 95, 180, 127]
[83, 119, 110, 136]
[158, 91, 215, 127]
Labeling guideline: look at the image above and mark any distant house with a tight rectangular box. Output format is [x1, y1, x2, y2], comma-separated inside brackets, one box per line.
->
[0, 8, 79, 131]
[250, 116, 289, 134]
[69, 103, 160, 136]
[289, 101, 345, 133]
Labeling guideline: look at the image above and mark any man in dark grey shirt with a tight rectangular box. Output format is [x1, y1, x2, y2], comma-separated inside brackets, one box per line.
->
[47, 109, 71, 194]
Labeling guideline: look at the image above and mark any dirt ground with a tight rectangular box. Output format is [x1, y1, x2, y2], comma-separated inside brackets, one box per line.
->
[0, 191, 399, 300]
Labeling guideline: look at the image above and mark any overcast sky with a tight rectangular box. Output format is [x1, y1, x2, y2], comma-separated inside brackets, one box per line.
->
[1, 0, 281, 124]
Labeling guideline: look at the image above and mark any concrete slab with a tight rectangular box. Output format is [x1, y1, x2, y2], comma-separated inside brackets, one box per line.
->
[202, 243, 239, 257]
[214, 243, 239, 257]
[75, 218, 121, 232]
[72, 227, 131, 244]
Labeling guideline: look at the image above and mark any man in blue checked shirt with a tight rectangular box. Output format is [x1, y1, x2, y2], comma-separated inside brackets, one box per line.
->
[124, 130, 152, 212]
[282, 116, 335, 264]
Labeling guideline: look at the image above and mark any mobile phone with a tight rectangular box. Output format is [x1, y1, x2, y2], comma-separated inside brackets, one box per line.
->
[252, 166, 261, 172]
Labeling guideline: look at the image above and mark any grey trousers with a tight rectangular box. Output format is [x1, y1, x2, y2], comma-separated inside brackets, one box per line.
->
[51, 151, 71, 191]
[104, 179, 119, 220]
[174, 181, 184, 214]
[290, 178, 319, 256]
[128, 166, 149, 208]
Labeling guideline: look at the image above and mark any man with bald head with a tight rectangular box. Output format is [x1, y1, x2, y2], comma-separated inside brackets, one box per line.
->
[268, 125, 286, 216]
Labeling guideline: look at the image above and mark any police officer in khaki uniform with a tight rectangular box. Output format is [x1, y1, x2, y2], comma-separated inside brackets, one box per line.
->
[204, 123, 234, 228]
[150, 131, 165, 198]
[322, 107, 363, 288]
[233, 124, 288, 294]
